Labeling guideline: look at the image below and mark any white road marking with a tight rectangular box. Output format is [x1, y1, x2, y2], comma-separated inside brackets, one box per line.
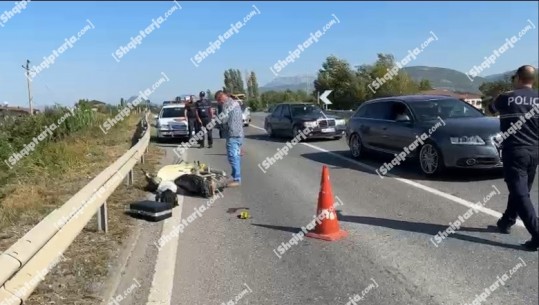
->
[249, 124, 524, 227]
[146, 195, 183, 305]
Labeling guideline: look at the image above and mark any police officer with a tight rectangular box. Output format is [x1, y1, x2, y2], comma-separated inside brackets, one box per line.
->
[489, 65, 539, 251]
[184, 95, 197, 140]
[195, 91, 213, 148]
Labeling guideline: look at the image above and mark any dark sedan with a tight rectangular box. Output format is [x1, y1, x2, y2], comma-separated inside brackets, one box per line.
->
[264, 103, 346, 140]
[345, 95, 503, 176]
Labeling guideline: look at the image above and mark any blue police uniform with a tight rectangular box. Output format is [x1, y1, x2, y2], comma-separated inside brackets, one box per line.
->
[490, 87, 539, 247]
[195, 98, 213, 147]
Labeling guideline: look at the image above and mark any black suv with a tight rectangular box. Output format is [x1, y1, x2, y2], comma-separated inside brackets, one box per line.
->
[264, 103, 346, 140]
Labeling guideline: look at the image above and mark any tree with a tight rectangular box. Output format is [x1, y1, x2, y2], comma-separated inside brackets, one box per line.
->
[479, 79, 512, 111]
[233, 69, 245, 94]
[247, 71, 259, 100]
[357, 53, 419, 98]
[224, 70, 234, 93]
[120, 98, 125, 107]
[224, 69, 246, 94]
[314, 55, 360, 110]
[418, 79, 433, 91]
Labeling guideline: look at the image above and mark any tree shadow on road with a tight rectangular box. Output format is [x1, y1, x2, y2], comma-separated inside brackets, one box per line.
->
[335, 211, 524, 251]
[300, 151, 504, 182]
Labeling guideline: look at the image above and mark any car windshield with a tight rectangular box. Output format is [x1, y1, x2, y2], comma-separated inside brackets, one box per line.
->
[408, 98, 483, 121]
[290, 104, 324, 117]
[160, 107, 185, 118]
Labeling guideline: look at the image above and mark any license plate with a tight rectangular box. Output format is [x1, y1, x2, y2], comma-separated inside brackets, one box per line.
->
[173, 131, 187, 135]
[321, 128, 335, 133]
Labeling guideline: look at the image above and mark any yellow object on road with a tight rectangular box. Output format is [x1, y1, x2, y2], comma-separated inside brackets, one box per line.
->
[239, 211, 250, 219]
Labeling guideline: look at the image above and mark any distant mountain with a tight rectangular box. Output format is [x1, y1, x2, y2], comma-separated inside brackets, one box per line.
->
[402, 66, 488, 94]
[260, 75, 316, 93]
[259, 67, 522, 94]
[483, 70, 515, 82]
[483, 67, 538, 82]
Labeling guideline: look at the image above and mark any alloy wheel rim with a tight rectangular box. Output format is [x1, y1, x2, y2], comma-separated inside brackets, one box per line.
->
[351, 135, 361, 157]
[420, 144, 438, 174]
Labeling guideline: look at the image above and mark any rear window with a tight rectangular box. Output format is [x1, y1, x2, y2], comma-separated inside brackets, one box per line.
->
[160, 107, 185, 118]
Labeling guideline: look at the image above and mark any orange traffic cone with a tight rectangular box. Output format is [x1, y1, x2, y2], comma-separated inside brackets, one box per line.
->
[306, 165, 348, 241]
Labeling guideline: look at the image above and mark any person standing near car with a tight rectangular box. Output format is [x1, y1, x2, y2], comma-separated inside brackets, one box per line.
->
[195, 91, 213, 148]
[185, 95, 197, 140]
[489, 65, 539, 251]
[215, 90, 243, 187]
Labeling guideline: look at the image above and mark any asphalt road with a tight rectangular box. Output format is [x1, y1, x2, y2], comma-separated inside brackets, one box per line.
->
[146, 112, 538, 305]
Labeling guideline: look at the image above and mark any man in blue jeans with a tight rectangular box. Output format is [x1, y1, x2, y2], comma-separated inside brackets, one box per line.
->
[215, 90, 244, 187]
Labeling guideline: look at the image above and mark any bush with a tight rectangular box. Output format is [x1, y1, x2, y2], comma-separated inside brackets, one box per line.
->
[0, 102, 136, 187]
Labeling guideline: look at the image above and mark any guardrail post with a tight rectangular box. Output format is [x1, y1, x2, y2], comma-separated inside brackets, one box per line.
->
[141, 154, 145, 164]
[126, 170, 134, 186]
[97, 201, 108, 233]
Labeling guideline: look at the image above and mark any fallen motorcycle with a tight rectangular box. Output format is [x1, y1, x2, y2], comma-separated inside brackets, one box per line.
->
[142, 160, 229, 206]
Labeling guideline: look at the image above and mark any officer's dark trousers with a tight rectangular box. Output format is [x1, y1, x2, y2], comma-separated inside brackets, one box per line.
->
[500, 147, 539, 241]
[187, 118, 197, 139]
[196, 117, 213, 147]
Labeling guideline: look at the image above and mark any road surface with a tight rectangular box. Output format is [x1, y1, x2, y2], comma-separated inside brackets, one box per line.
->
[115, 112, 538, 305]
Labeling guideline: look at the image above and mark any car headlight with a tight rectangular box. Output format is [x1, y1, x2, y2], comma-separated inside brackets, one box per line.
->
[450, 136, 485, 145]
[159, 124, 170, 130]
[492, 133, 503, 147]
[303, 121, 318, 128]
[335, 119, 346, 126]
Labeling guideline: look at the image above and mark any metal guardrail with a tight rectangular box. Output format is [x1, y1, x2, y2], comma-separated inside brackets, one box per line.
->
[0, 113, 150, 305]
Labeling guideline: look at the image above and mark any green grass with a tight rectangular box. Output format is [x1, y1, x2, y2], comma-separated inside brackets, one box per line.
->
[0, 105, 142, 229]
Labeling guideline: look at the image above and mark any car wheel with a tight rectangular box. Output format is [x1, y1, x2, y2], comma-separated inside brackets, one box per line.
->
[292, 126, 302, 141]
[266, 124, 275, 138]
[419, 142, 445, 176]
[350, 133, 363, 158]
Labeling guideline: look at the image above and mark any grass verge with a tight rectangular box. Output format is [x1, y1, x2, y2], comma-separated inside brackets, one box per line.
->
[0, 114, 164, 305]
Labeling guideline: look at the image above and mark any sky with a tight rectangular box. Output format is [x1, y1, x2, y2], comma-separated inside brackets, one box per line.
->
[0, 1, 538, 109]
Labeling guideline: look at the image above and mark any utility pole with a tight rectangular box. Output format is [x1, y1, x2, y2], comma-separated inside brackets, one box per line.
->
[21, 60, 33, 115]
